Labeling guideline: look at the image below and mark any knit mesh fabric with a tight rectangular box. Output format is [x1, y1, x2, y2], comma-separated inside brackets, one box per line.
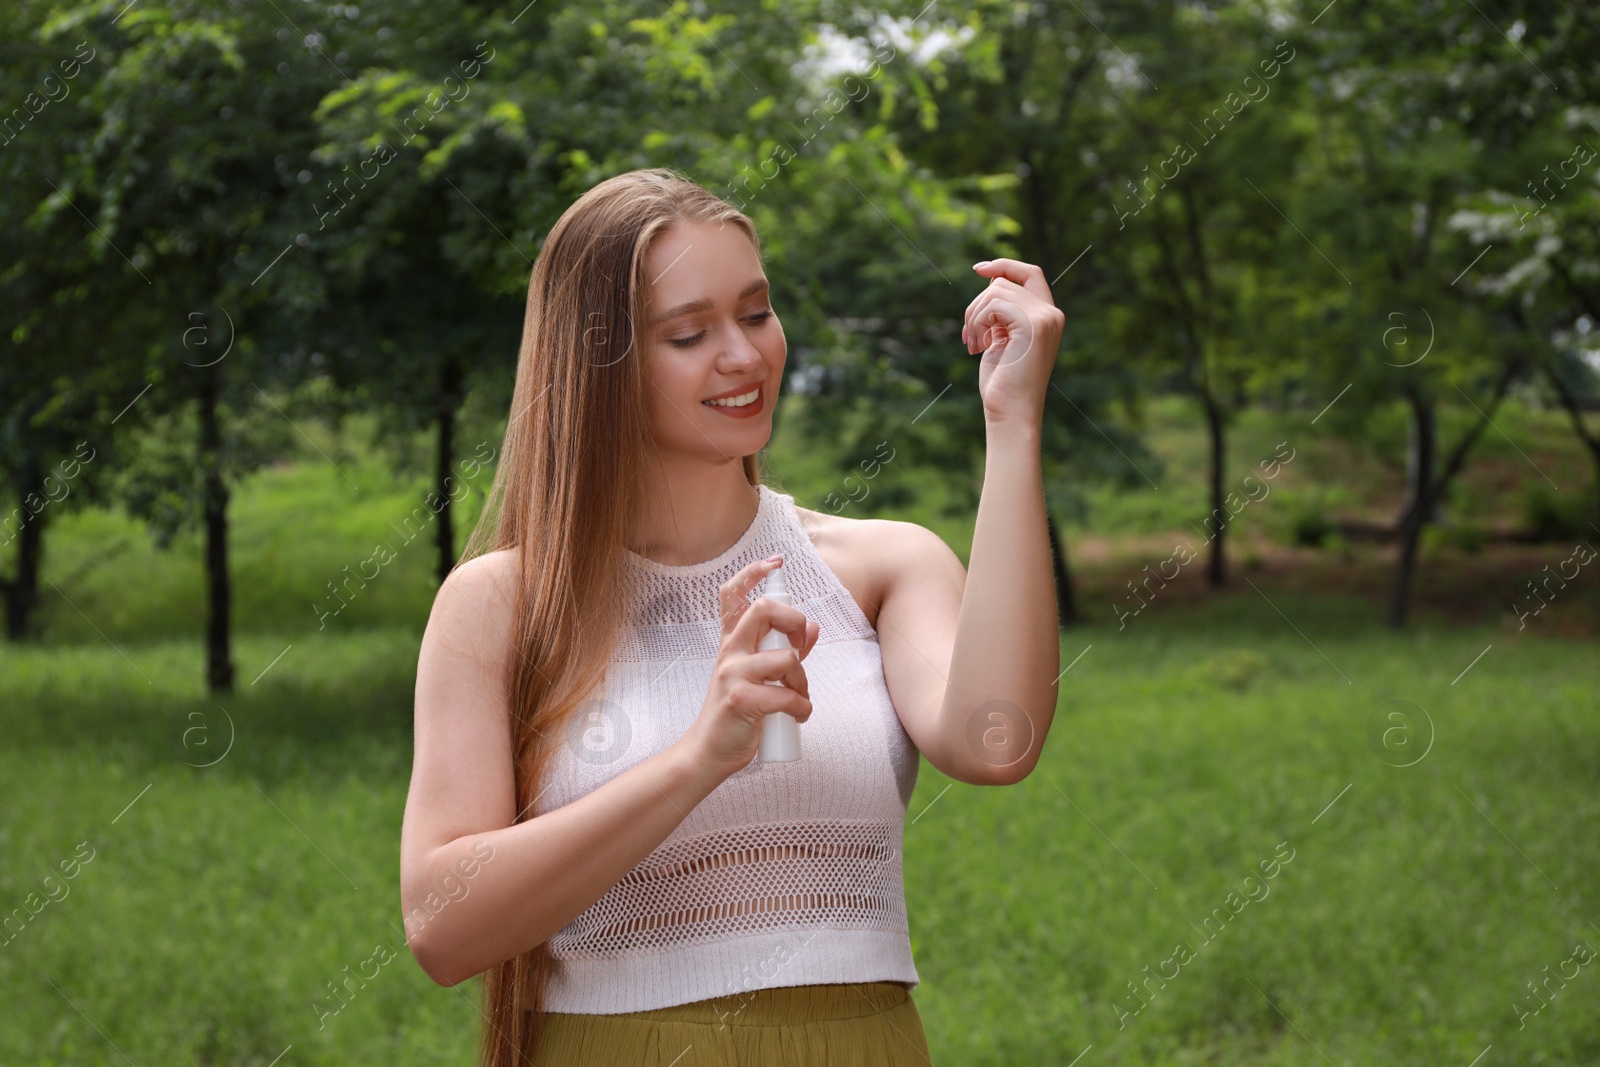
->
[536, 483, 922, 1014]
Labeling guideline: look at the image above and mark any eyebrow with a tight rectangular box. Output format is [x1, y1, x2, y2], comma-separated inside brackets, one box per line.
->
[650, 277, 769, 326]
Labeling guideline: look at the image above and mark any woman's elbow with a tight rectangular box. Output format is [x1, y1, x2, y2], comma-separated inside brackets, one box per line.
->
[982, 755, 1040, 787]
[406, 925, 468, 987]
[405, 912, 555, 987]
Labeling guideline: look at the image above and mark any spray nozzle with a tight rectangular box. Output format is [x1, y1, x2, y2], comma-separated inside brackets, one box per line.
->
[763, 562, 789, 600]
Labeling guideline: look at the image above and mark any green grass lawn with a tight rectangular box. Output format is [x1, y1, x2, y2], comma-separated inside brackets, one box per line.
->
[3, 398, 1597, 1064]
[3, 600, 1594, 1064]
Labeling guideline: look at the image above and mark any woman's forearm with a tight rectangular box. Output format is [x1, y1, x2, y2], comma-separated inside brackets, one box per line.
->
[938, 419, 1060, 783]
[405, 740, 724, 987]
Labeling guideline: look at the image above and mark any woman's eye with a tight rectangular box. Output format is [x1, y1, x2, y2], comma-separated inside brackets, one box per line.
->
[665, 311, 773, 348]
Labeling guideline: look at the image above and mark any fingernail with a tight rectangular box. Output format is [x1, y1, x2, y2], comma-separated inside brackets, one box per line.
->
[765, 554, 782, 563]
[973, 260, 991, 269]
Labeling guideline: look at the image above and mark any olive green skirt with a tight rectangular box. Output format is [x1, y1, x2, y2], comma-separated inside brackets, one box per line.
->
[533, 980, 932, 1065]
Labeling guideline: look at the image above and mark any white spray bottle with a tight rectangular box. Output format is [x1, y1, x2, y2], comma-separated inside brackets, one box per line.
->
[755, 562, 803, 763]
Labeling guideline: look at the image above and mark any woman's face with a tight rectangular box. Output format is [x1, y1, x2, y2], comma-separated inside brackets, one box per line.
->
[641, 219, 786, 462]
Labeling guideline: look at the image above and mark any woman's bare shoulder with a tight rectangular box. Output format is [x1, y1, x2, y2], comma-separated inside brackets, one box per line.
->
[423, 548, 521, 659]
[442, 548, 520, 604]
[791, 503, 941, 628]
[792, 502, 944, 559]
[451, 547, 518, 584]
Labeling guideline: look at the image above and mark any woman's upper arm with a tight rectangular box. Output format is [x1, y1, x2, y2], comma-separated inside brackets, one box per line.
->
[401, 551, 519, 898]
[872, 520, 981, 782]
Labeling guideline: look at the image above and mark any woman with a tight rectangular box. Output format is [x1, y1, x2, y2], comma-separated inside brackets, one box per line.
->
[401, 167, 1064, 1065]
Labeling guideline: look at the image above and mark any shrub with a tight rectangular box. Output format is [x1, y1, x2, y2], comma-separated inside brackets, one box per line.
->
[1521, 483, 1593, 542]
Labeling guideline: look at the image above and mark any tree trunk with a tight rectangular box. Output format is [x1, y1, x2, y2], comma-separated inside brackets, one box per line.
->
[1045, 506, 1077, 627]
[435, 357, 462, 584]
[1390, 357, 1522, 629]
[200, 364, 235, 693]
[1388, 388, 1436, 629]
[1402, 391, 1443, 525]
[1543, 359, 1600, 525]
[1203, 391, 1227, 588]
[2, 450, 46, 642]
[1024, 148, 1057, 285]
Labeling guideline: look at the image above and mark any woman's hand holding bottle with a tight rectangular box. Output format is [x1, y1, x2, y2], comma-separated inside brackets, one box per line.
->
[678, 554, 820, 781]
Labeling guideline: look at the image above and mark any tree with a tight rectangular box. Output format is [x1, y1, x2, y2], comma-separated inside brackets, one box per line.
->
[0, 0, 156, 641]
[1289, 0, 1533, 627]
[40, 0, 363, 688]
[1094, 3, 1304, 588]
[845, 0, 1172, 624]
[1438, 2, 1600, 530]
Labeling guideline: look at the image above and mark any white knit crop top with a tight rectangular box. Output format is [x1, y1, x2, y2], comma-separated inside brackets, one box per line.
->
[533, 483, 922, 1014]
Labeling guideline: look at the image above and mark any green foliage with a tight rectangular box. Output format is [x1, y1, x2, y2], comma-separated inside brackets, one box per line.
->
[1279, 486, 1344, 549]
[1520, 482, 1596, 542]
[8, 0, 1600, 649]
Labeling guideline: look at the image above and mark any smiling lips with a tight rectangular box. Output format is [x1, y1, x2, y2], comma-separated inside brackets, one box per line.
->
[702, 384, 765, 418]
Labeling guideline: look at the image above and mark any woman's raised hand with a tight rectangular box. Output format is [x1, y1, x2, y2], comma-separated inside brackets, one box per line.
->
[678, 554, 821, 780]
[960, 258, 1066, 428]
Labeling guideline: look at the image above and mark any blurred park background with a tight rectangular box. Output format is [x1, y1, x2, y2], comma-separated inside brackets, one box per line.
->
[2, 0, 1598, 1063]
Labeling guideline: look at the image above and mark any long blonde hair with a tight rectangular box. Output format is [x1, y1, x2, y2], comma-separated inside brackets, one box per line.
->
[458, 166, 763, 1066]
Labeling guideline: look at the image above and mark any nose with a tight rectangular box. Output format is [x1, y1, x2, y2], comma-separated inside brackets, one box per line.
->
[716, 320, 765, 373]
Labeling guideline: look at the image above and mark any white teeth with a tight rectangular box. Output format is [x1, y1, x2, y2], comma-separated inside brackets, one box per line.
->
[704, 387, 759, 408]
